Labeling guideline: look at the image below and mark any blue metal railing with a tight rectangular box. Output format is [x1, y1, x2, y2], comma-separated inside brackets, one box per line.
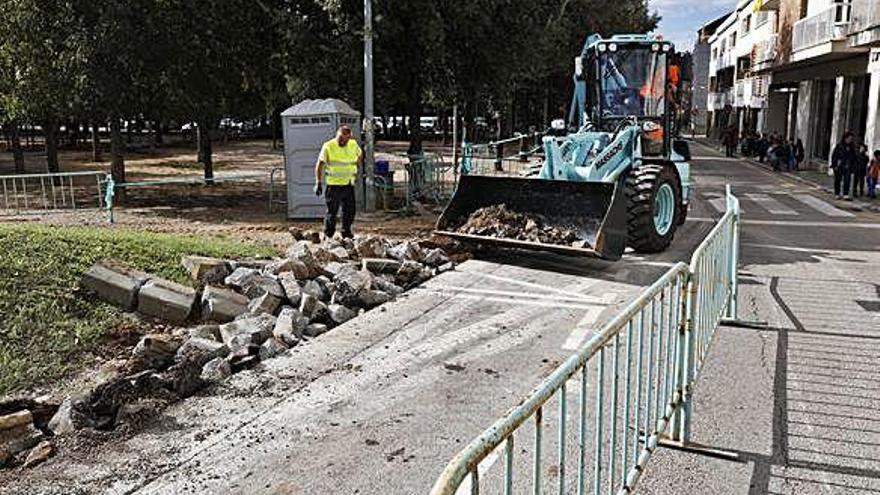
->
[430, 186, 740, 495]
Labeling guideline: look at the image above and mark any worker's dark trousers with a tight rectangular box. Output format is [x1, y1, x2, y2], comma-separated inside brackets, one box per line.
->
[324, 185, 356, 238]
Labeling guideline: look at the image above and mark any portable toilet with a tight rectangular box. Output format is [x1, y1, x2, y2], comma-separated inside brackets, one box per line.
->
[281, 99, 367, 219]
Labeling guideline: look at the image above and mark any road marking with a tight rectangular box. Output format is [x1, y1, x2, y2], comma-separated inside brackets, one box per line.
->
[562, 306, 605, 350]
[792, 194, 855, 217]
[702, 192, 727, 213]
[427, 291, 605, 310]
[427, 284, 614, 305]
[745, 193, 799, 215]
[475, 273, 610, 302]
[688, 217, 880, 228]
[691, 156, 740, 161]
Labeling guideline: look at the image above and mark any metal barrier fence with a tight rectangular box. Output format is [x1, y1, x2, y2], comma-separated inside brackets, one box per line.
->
[104, 172, 280, 223]
[461, 132, 544, 178]
[430, 186, 740, 495]
[0, 171, 105, 215]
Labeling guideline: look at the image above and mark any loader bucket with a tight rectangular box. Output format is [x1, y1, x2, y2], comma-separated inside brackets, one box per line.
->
[435, 175, 628, 260]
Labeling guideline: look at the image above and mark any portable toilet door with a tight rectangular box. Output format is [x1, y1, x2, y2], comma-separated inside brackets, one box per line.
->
[281, 99, 363, 220]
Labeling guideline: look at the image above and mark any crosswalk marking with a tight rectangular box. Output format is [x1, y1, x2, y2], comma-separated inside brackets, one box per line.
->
[745, 193, 799, 215]
[792, 194, 855, 217]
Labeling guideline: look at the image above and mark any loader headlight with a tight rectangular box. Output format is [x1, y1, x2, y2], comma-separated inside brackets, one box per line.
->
[598, 43, 607, 52]
[662, 43, 671, 52]
[608, 43, 618, 52]
[651, 43, 660, 52]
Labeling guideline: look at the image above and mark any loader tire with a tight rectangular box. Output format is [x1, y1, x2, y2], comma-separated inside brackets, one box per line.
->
[626, 163, 682, 253]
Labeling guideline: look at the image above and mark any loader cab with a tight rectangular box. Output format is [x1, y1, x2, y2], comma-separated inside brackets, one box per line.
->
[585, 39, 673, 157]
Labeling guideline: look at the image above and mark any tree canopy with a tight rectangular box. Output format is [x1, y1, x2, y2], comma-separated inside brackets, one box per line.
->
[0, 0, 659, 172]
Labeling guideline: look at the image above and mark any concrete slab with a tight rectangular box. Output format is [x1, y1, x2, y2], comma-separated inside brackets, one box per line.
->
[137, 278, 197, 323]
[80, 261, 150, 311]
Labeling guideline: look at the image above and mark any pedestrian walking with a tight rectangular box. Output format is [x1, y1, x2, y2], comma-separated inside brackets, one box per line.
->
[830, 131, 857, 200]
[852, 144, 869, 198]
[867, 150, 880, 199]
[722, 127, 737, 158]
[314, 125, 363, 239]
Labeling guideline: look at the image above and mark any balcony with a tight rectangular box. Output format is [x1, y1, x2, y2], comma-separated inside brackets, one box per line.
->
[848, 0, 880, 46]
[707, 91, 732, 111]
[715, 50, 735, 70]
[792, 3, 852, 54]
[752, 34, 778, 71]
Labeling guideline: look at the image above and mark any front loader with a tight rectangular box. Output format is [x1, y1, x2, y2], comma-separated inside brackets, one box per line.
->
[435, 34, 693, 261]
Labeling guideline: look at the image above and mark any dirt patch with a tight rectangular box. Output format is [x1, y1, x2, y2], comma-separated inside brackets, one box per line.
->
[456, 204, 591, 247]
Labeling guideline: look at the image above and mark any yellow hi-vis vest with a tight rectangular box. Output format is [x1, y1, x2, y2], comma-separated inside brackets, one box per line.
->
[320, 138, 361, 186]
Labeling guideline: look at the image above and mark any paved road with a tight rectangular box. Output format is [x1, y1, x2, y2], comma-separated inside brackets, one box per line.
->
[5, 143, 878, 495]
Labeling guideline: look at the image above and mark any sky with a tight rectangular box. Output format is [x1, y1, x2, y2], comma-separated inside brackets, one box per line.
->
[649, 0, 736, 52]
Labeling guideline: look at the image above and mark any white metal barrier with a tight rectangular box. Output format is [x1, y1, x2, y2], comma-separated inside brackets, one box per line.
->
[430, 186, 740, 495]
[0, 171, 105, 216]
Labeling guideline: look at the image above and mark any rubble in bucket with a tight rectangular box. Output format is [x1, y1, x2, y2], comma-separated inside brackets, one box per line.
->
[455, 204, 592, 247]
[0, 231, 458, 467]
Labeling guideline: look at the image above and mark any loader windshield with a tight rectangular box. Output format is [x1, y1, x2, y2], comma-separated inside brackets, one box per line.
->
[599, 46, 667, 119]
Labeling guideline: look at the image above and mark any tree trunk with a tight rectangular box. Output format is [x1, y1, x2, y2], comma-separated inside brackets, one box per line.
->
[45, 119, 60, 174]
[91, 121, 102, 162]
[154, 121, 164, 145]
[270, 112, 278, 151]
[110, 119, 126, 202]
[406, 76, 422, 156]
[197, 118, 214, 182]
[11, 122, 25, 173]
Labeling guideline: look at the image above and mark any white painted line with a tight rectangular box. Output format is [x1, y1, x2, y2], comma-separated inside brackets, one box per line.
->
[428, 284, 614, 305]
[476, 273, 606, 302]
[792, 194, 855, 217]
[562, 306, 605, 350]
[427, 291, 604, 310]
[707, 198, 727, 213]
[687, 217, 880, 229]
[745, 193, 798, 215]
[691, 156, 740, 161]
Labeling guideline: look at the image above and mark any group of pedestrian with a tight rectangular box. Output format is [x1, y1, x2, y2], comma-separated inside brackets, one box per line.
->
[737, 131, 805, 172]
[830, 131, 879, 200]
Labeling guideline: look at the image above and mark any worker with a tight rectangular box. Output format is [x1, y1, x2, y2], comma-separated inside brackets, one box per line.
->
[314, 125, 363, 239]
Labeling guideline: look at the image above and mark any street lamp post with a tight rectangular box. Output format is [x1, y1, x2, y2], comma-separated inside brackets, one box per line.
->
[363, 0, 376, 211]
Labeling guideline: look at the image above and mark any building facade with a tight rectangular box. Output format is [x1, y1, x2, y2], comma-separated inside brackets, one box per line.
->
[693, 16, 729, 136]
[706, 0, 777, 141]
[703, 0, 880, 168]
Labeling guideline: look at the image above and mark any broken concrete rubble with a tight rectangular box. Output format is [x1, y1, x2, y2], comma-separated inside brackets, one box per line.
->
[218, 314, 276, 350]
[181, 256, 230, 285]
[200, 357, 232, 381]
[137, 278, 197, 323]
[201, 285, 248, 322]
[258, 337, 289, 360]
[80, 261, 151, 311]
[248, 291, 282, 316]
[132, 334, 181, 369]
[273, 307, 307, 346]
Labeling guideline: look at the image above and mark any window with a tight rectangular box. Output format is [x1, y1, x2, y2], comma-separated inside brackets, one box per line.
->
[741, 15, 751, 35]
[730, 33, 737, 48]
[712, 47, 718, 60]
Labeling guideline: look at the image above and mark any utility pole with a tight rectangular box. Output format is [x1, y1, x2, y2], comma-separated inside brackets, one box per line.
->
[363, 0, 376, 211]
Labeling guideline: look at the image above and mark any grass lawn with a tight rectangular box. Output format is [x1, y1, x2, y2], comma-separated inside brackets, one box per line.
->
[0, 224, 276, 396]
